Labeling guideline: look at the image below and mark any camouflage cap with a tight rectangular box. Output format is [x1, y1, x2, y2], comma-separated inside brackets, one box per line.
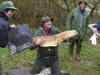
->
[0, 1, 17, 11]
[42, 16, 53, 24]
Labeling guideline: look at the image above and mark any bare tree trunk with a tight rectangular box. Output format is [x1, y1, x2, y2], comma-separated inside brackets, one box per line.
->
[56, 0, 62, 28]
[90, 1, 100, 17]
[49, 0, 51, 8]
[63, 0, 70, 12]
[51, 0, 69, 11]
[87, 0, 100, 17]
[73, 0, 77, 7]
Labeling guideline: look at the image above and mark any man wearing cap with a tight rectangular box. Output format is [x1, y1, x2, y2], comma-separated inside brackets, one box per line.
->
[66, 0, 91, 61]
[30, 16, 69, 75]
[0, 1, 17, 75]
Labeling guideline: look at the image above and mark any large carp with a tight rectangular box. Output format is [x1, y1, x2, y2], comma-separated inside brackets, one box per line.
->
[32, 30, 77, 47]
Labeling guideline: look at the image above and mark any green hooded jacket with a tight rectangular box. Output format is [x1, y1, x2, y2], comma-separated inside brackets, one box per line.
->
[66, 0, 90, 39]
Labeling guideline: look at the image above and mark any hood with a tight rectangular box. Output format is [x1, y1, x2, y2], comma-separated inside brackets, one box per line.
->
[79, 0, 88, 4]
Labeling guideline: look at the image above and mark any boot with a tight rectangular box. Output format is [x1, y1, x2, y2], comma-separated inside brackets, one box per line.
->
[76, 47, 81, 61]
[69, 54, 73, 61]
[76, 55, 80, 61]
[69, 38, 75, 61]
[69, 47, 73, 61]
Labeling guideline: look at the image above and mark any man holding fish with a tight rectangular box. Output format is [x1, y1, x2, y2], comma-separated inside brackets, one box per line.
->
[30, 16, 70, 75]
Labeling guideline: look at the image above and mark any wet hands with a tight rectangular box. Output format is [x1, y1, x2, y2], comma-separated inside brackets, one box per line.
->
[10, 24, 16, 29]
[63, 35, 69, 41]
[35, 37, 45, 45]
[92, 28, 98, 33]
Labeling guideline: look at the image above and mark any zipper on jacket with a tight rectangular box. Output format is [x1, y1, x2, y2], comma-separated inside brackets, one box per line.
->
[79, 14, 83, 34]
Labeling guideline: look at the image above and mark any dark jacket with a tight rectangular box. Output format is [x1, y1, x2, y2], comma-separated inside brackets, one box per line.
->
[94, 20, 100, 34]
[0, 11, 11, 47]
[32, 26, 61, 58]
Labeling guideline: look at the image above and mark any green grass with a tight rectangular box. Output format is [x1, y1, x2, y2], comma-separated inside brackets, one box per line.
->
[0, 41, 100, 75]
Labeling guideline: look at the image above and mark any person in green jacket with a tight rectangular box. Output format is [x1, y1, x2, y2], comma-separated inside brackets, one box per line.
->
[66, 0, 90, 61]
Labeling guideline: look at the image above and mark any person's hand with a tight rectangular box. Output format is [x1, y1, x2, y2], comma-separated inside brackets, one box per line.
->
[92, 28, 97, 33]
[10, 24, 16, 29]
[63, 35, 69, 41]
[35, 37, 45, 46]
